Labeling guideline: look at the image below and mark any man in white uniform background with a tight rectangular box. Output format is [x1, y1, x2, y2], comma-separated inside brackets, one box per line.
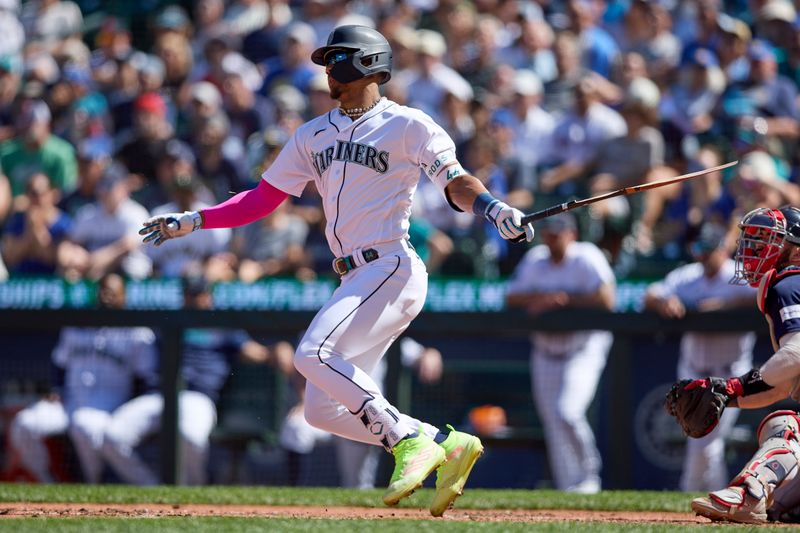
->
[506, 213, 615, 494]
[645, 222, 756, 491]
[9, 273, 157, 483]
[139, 24, 534, 516]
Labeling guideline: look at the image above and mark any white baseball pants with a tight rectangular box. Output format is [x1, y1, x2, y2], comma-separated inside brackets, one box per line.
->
[293, 242, 439, 446]
[102, 390, 216, 485]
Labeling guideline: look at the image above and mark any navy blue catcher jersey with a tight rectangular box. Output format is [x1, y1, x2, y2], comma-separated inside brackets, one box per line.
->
[758, 267, 800, 349]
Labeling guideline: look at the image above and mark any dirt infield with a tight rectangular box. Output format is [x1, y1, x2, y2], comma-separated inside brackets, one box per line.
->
[0, 502, 715, 524]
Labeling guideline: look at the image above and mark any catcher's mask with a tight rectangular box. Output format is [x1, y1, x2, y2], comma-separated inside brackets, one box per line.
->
[311, 25, 392, 85]
[732, 207, 786, 286]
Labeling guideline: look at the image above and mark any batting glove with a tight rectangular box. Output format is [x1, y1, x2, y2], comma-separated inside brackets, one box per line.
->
[139, 211, 203, 247]
[485, 200, 535, 243]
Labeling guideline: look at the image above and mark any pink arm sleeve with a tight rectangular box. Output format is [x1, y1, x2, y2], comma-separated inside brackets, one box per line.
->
[200, 179, 289, 229]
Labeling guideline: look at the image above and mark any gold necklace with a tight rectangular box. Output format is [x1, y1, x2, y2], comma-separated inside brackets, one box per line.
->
[339, 98, 382, 118]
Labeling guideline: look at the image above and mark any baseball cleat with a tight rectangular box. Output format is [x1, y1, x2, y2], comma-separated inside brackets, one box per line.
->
[430, 425, 484, 517]
[383, 432, 446, 506]
[691, 485, 767, 524]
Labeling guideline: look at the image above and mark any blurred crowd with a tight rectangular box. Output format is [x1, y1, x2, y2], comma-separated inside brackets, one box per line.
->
[0, 0, 798, 283]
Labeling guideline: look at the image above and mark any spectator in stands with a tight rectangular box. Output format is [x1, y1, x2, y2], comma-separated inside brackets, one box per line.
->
[240, 0, 293, 65]
[506, 213, 615, 494]
[539, 76, 627, 195]
[20, 0, 82, 51]
[0, 2, 23, 58]
[101, 273, 294, 485]
[406, 29, 473, 123]
[644, 222, 756, 491]
[458, 15, 502, 94]
[59, 136, 112, 217]
[219, 52, 266, 157]
[543, 31, 590, 117]
[634, 144, 737, 259]
[58, 162, 151, 281]
[146, 173, 231, 279]
[193, 113, 246, 202]
[2, 172, 70, 275]
[116, 92, 173, 202]
[715, 15, 751, 83]
[9, 273, 158, 483]
[500, 17, 557, 84]
[659, 48, 726, 155]
[500, 69, 556, 202]
[727, 149, 800, 217]
[0, 99, 77, 198]
[230, 199, 310, 282]
[223, 0, 269, 39]
[0, 54, 21, 142]
[722, 40, 800, 158]
[153, 32, 193, 99]
[259, 22, 317, 97]
[566, 0, 620, 79]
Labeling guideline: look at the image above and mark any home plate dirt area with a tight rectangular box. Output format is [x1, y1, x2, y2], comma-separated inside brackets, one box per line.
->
[0, 502, 743, 524]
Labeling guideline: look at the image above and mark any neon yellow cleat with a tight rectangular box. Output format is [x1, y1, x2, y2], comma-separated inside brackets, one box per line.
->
[430, 425, 484, 517]
[383, 432, 446, 506]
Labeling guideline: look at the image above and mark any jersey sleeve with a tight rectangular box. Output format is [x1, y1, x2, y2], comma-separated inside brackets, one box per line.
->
[770, 276, 800, 334]
[406, 110, 462, 192]
[578, 244, 616, 292]
[261, 128, 316, 197]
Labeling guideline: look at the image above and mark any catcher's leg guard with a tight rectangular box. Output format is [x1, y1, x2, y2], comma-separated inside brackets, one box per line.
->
[692, 410, 800, 524]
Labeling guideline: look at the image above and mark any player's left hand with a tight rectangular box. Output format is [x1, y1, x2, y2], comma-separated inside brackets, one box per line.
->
[139, 211, 202, 247]
[485, 201, 535, 243]
[664, 377, 733, 438]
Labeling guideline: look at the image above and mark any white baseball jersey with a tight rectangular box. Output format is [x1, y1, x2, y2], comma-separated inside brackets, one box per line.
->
[648, 258, 756, 373]
[263, 98, 460, 258]
[52, 326, 158, 413]
[507, 241, 616, 355]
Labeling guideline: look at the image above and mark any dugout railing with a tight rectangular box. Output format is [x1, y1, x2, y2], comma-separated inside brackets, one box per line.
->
[0, 307, 768, 487]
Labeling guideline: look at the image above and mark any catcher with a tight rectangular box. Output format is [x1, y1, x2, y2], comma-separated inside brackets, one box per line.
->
[665, 205, 800, 524]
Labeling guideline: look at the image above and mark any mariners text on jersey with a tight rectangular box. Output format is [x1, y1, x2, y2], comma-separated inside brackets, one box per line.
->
[312, 139, 390, 177]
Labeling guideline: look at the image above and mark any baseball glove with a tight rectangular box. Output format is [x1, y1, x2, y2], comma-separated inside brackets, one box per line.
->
[664, 378, 731, 438]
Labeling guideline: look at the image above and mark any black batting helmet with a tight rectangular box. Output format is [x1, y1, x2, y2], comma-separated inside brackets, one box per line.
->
[311, 25, 392, 85]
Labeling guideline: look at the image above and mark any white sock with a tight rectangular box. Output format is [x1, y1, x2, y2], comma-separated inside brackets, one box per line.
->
[358, 397, 414, 450]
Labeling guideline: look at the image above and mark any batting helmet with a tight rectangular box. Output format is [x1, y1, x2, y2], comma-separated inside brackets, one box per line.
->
[311, 25, 392, 85]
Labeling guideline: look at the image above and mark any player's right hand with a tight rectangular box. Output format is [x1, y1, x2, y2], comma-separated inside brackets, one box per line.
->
[485, 200, 535, 243]
[139, 211, 203, 247]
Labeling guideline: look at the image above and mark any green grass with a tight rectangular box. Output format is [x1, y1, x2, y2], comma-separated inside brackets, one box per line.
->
[0, 484, 699, 513]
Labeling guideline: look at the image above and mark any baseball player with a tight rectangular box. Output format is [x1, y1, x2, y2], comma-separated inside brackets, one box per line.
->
[666, 206, 800, 524]
[101, 274, 294, 485]
[505, 213, 615, 493]
[644, 222, 756, 492]
[139, 25, 534, 515]
[9, 273, 157, 483]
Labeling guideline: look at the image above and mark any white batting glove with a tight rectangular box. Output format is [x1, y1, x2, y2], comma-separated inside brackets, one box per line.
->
[485, 200, 535, 243]
[139, 211, 203, 247]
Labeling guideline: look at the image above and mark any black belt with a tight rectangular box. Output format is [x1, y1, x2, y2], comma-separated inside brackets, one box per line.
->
[332, 248, 379, 276]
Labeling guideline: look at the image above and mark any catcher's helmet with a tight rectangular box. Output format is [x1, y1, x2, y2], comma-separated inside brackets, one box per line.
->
[311, 25, 392, 85]
[733, 207, 787, 286]
[780, 206, 800, 245]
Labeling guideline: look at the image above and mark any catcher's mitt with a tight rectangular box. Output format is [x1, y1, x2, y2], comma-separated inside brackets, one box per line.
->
[664, 378, 731, 438]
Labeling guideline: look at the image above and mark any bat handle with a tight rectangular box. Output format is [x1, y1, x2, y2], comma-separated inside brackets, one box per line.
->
[520, 203, 570, 226]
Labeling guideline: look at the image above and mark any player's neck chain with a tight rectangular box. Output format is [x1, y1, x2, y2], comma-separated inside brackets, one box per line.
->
[339, 97, 383, 118]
